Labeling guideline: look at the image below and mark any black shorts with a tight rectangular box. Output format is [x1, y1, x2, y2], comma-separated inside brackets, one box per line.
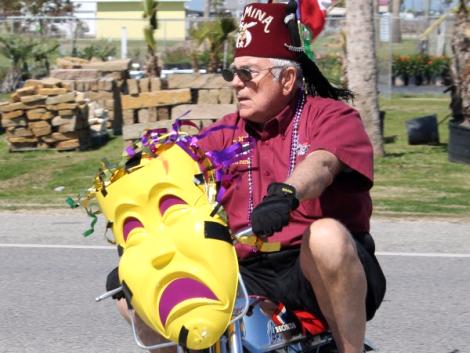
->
[239, 233, 386, 321]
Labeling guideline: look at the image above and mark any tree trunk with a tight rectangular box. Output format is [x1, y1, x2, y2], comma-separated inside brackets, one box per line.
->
[145, 49, 160, 77]
[391, 0, 402, 43]
[191, 51, 200, 73]
[345, 0, 384, 157]
[0, 67, 21, 93]
[450, 0, 470, 122]
[208, 50, 218, 73]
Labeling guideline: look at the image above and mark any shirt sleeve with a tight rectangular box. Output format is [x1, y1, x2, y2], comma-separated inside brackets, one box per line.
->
[306, 98, 374, 191]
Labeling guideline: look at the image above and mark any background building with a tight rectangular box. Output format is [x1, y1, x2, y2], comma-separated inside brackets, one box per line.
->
[73, 0, 188, 40]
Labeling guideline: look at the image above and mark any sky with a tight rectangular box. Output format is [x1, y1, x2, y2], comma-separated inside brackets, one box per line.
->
[185, 0, 458, 13]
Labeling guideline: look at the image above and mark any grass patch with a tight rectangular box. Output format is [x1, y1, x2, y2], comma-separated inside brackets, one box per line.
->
[0, 135, 123, 208]
[0, 95, 469, 219]
[373, 95, 470, 219]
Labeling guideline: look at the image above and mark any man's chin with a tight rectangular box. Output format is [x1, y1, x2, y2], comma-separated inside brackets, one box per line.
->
[239, 108, 263, 123]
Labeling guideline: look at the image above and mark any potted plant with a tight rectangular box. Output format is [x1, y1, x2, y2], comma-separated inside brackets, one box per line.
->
[447, 0, 470, 164]
[392, 55, 412, 86]
[428, 55, 450, 85]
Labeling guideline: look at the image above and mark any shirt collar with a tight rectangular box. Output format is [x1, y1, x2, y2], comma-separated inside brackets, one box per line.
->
[243, 92, 299, 140]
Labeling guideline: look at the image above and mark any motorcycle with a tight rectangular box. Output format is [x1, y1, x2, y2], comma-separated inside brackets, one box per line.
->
[77, 123, 376, 353]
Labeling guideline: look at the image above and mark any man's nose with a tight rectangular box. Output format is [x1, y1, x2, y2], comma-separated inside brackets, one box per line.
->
[230, 73, 245, 88]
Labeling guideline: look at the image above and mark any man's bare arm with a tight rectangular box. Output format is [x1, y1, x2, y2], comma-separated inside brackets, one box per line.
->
[285, 149, 343, 201]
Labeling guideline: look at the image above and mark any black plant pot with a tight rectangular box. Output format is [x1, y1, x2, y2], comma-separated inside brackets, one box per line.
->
[448, 120, 470, 164]
[406, 114, 439, 145]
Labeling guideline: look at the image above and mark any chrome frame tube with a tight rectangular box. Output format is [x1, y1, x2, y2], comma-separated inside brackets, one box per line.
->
[228, 321, 244, 353]
[220, 334, 228, 353]
[229, 272, 250, 324]
[129, 311, 177, 350]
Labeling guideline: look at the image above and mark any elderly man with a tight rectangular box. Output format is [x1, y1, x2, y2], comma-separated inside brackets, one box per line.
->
[115, 2, 385, 353]
[196, 2, 386, 353]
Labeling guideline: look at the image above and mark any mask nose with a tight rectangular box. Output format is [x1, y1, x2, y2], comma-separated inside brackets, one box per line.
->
[152, 250, 175, 270]
[148, 237, 176, 270]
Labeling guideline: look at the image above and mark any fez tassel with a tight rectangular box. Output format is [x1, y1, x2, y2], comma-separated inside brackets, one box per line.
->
[298, 0, 329, 38]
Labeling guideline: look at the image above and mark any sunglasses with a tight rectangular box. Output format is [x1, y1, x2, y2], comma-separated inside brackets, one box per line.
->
[221, 65, 286, 82]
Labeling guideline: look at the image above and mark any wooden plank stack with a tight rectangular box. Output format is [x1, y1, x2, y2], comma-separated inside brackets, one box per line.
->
[121, 77, 193, 140]
[0, 78, 90, 151]
[50, 57, 131, 133]
[167, 73, 235, 104]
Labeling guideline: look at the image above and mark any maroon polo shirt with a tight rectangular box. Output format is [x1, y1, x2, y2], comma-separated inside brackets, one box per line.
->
[198, 94, 374, 259]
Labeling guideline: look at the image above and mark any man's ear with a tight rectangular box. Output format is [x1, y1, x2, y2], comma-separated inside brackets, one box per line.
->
[281, 67, 297, 95]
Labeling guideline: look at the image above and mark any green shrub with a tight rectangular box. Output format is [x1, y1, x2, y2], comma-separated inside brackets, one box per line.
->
[75, 40, 117, 61]
[0, 33, 59, 91]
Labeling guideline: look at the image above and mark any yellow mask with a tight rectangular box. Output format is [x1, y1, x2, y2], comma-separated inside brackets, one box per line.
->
[95, 143, 239, 349]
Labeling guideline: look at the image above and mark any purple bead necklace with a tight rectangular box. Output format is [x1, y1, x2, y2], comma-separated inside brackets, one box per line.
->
[247, 91, 306, 222]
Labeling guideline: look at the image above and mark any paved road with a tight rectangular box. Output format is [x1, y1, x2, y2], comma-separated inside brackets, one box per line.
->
[0, 210, 469, 353]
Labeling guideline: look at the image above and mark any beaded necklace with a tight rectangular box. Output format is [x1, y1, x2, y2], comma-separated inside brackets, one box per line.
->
[247, 91, 306, 222]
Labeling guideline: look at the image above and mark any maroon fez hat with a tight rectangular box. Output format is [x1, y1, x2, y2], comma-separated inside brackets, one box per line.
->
[234, 2, 298, 60]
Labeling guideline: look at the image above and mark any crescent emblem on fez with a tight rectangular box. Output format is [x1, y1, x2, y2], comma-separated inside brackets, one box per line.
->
[236, 21, 257, 48]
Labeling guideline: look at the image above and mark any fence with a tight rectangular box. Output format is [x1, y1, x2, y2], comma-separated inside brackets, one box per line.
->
[0, 13, 456, 96]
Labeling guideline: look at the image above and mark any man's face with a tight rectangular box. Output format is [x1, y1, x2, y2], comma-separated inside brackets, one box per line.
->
[230, 56, 286, 124]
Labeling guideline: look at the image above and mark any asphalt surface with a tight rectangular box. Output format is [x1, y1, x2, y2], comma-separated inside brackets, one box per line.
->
[0, 210, 469, 353]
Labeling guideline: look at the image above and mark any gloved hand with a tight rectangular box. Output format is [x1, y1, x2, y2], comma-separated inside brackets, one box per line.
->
[251, 182, 299, 237]
[106, 267, 125, 300]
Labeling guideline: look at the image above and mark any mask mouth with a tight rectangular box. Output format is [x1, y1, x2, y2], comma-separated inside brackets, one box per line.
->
[159, 277, 218, 326]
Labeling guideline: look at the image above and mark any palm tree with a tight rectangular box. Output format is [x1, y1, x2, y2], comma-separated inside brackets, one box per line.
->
[143, 0, 160, 77]
[188, 17, 236, 73]
[447, 0, 470, 164]
[449, 0, 470, 123]
[0, 34, 35, 92]
[345, 0, 384, 157]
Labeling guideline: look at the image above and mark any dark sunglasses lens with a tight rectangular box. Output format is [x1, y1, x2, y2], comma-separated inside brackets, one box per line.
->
[221, 69, 235, 82]
[237, 68, 252, 81]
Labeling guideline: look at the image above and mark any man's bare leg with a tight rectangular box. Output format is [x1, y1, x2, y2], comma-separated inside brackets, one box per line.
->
[299, 218, 367, 353]
[116, 298, 177, 353]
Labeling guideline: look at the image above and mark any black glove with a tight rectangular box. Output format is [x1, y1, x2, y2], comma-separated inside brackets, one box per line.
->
[106, 267, 125, 300]
[251, 182, 299, 237]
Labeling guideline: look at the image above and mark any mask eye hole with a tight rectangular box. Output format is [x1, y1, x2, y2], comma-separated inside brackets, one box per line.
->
[123, 217, 144, 242]
[159, 195, 187, 216]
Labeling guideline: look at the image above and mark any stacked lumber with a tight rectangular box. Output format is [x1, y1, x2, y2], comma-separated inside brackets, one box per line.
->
[50, 57, 130, 133]
[76, 78, 119, 130]
[167, 73, 235, 104]
[121, 77, 170, 125]
[53, 57, 130, 81]
[121, 77, 192, 140]
[0, 78, 90, 151]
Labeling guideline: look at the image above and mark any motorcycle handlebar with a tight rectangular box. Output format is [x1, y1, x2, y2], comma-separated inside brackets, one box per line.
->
[233, 227, 254, 240]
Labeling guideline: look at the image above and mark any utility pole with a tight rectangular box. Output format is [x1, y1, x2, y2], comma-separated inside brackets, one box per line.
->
[204, 0, 211, 18]
[424, 0, 431, 22]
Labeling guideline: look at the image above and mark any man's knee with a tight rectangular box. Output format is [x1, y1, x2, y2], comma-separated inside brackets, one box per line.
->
[300, 218, 358, 271]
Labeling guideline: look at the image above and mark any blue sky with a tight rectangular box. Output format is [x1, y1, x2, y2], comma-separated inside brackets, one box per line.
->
[186, 0, 204, 11]
[186, 0, 458, 12]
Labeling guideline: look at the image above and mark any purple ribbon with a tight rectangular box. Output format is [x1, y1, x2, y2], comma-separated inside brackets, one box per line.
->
[194, 125, 237, 140]
[125, 146, 136, 157]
